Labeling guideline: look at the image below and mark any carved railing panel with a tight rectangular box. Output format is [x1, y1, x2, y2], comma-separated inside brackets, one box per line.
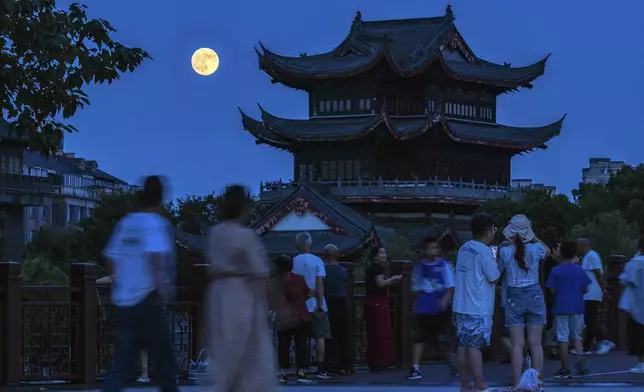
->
[21, 302, 79, 380]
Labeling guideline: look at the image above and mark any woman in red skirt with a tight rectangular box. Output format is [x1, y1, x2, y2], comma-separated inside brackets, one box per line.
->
[363, 247, 402, 372]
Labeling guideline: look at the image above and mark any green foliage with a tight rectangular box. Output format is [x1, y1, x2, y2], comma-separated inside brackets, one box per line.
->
[480, 189, 580, 242]
[571, 211, 638, 259]
[0, 0, 151, 154]
[165, 193, 219, 235]
[21, 256, 69, 285]
[72, 191, 138, 264]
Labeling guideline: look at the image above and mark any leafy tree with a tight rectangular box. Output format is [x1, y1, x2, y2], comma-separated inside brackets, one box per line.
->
[21, 256, 69, 285]
[0, 1, 151, 153]
[480, 189, 580, 242]
[571, 211, 638, 259]
[165, 194, 219, 235]
[70, 191, 138, 265]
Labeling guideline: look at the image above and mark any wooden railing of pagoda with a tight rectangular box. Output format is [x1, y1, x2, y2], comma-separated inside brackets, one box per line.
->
[259, 179, 525, 204]
[0, 256, 629, 385]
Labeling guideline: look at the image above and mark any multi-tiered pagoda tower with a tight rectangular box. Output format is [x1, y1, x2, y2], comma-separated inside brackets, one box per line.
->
[241, 6, 564, 257]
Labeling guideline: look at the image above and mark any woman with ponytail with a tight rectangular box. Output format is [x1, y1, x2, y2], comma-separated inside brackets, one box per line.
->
[498, 215, 551, 389]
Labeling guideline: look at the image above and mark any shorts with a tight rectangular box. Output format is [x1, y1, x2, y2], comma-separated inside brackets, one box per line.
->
[413, 313, 448, 344]
[506, 284, 546, 327]
[628, 316, 644, 356]
[554, 314, 584, 343]
[309, 311, 332, 339]
[452, 312, 493, 349]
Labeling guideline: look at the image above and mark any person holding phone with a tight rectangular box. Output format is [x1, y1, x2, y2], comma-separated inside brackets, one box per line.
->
[364, 247, 401, 373]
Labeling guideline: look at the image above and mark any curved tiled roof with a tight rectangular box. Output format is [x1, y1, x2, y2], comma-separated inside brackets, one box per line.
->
[239, 106, 565, 151]
[257, 8, 547, 89]
[251, 183, 375, 256]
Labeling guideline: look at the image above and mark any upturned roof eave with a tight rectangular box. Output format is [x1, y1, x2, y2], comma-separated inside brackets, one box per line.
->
[239, 106, 565, 151]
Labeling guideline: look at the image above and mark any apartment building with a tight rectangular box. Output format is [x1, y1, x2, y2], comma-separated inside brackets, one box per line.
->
[23, 151, 138, 244]
[581, 158, 628, 185]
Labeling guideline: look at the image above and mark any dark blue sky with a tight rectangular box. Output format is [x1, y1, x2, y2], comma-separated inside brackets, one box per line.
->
[64, 0, 644, 198]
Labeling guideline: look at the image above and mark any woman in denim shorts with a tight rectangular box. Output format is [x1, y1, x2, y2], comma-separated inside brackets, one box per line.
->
[498, 215, 551, 389]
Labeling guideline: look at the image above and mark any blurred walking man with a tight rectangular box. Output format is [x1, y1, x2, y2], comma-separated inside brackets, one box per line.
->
[102, 175, 177, 392]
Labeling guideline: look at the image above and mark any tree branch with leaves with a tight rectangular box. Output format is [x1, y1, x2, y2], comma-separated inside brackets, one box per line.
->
[0, 0, 151, 153]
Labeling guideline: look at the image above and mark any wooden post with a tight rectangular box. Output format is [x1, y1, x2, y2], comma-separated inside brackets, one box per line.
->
[0, 262, 21, 386]
[191, 264, 210, 356]
[70, 262, 99, 384]
[390, 260, 412, 368]
[340, 262, 356, 371]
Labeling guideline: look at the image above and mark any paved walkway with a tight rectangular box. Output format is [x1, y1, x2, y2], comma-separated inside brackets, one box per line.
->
[59, 387, 641, 392]
[312, 351, 643, 387]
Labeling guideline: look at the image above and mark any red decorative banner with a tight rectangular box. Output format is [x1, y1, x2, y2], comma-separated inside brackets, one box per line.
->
[255, 195, 349, 236]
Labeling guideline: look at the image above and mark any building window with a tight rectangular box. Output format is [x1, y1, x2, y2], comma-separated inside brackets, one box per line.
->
[359, 99, 364, 111]
[325, 101, 331, 112]
[346, 99, 351, 111]
[28, 230, 36, 242]
[320, 161, 329, 180]
[346, 160, 354, 179]
[28, 206, 34, 218]
[329, 161, 337, 180]
[354, 160, 362, 179]
[318, 101, 325, 113]
[337, 160, 345, 179]
[365, 98, 371, 111]
[332, 101, 338, 112]
[339, 100, 345, 111]
[428, 100, 436, 112]
[41, 206, 49, 221]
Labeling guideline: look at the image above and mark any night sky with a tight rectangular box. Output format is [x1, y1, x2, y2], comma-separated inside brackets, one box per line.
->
[62, 0, 644, 198]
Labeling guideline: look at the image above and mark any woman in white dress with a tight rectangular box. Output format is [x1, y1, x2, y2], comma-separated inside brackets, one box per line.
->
[205, 185, 278, 392]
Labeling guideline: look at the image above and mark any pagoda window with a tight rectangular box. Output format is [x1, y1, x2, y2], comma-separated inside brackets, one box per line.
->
[332, 101, 338, 112]
[428, 99, 436, 113]
[359, 99, 364, 111]
[319, 101, 325, 113]
[339, 100, 345, 111]
[337, 160, 345, 179]
[325, 101, 331, 112]
[354, 159, 361, 179]
[329, 161, 337, 180]
[346, 99, 351, 111]
[321, 161, 329, 180]
[345, 159, 354, 179]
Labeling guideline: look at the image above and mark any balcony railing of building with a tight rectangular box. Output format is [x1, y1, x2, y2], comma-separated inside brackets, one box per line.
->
[259, 178, 524, 204]
[0, 173, 55, 193]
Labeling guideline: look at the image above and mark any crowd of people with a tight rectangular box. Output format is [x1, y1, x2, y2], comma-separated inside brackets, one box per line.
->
[97, 177, 644, 392]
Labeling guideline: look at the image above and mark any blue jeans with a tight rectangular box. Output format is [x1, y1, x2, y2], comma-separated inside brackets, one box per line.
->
[505, 284, 546, 327]
[103, 292, 178, 392]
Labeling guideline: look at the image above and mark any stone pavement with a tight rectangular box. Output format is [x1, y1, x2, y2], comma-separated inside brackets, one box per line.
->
[309, 350, 644, 387]
[61, 387, 641, 392]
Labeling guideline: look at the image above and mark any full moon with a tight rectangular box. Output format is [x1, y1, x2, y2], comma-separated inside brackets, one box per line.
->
[191, 48, 220, 76]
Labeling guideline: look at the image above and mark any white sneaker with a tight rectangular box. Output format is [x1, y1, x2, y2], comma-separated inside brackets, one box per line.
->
[596, 340, 616, 355]
[136, 377, 151, 383]
[570, 348, 591, 355]
[631, 363, 644, 374]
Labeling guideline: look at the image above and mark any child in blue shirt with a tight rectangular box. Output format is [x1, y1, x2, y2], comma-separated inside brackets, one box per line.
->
[546, 241, 592, 379]
[407, 236, 455, 380]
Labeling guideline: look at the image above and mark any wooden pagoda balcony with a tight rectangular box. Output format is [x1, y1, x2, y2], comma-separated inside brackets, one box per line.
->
[259, 179, 524, 205]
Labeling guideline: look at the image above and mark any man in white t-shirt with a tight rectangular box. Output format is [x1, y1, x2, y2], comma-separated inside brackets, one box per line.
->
[292, 231, 331, 380]
[102, 176, 178, 392]
[578, 238, 615, 355]
[452, 213, 500, 392]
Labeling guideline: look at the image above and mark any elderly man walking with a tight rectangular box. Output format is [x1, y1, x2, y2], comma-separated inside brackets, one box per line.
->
[293, 232, 332, 379]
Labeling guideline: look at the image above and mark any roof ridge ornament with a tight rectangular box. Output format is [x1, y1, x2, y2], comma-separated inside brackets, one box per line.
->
[352, 10, 363, 31]
[445, 4, 454, 20]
